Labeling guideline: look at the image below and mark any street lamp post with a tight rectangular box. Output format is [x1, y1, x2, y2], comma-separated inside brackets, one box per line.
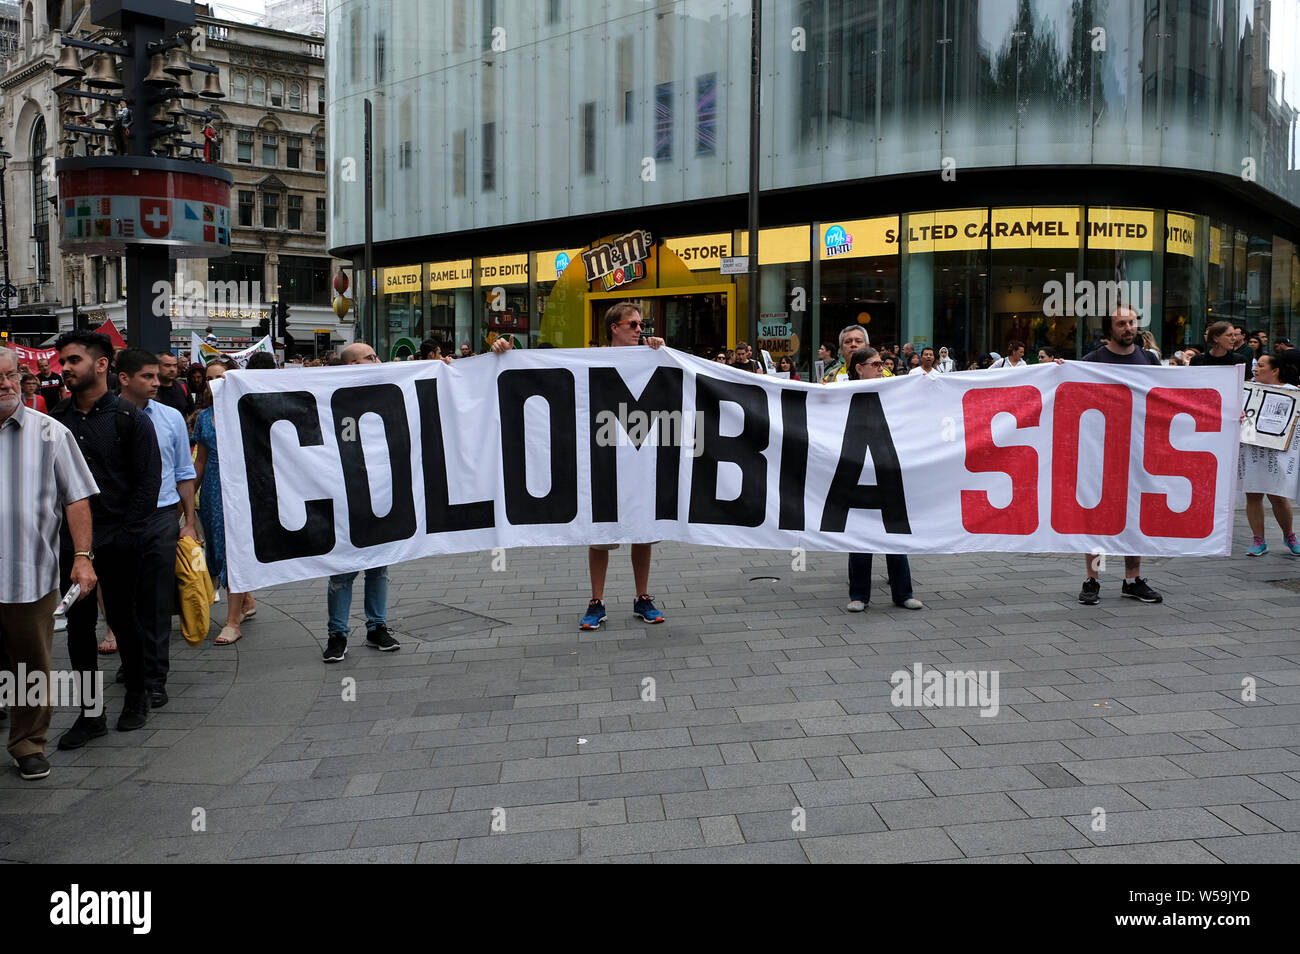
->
[0, 139, 12, 337]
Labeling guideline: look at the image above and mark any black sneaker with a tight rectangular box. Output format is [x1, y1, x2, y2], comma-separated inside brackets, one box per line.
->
[148, 687, 169, 709]
[57, 713, 107, 750]
[364, 624, 400, 652]
[1121, 577, 1163, 603]
[1078, 578, 1100, 605]
[322, 633, 348, 662]
[15, 754, 51, 781]
[117, 692, 149, 732]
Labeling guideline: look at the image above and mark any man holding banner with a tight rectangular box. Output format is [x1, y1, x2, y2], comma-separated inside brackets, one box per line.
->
[323, 342, 400, 662]
[1076, 305, 1165, 606]
[579, 302, 667, 630]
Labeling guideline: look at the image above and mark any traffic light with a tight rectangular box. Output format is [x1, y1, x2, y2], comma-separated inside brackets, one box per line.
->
[277, 301, 290, 339]
[255, 315, 270, 338]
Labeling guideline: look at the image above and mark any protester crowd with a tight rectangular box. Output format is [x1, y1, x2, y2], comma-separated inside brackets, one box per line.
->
[1, 308, 1296, 782]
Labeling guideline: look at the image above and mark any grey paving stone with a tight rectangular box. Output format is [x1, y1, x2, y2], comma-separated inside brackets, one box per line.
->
[918, 766, 1046, 796]
[792, 774, 932, 807]
[702, 759, 815, 789]
[946, 741, 1078, 769]
[449, 778, 579, 811]
[1122, 775, 1286, 809]
[1194, 832, 1300, 864]
[737, 802, 886, 842]
[578, 768, 708, 800]
[1067, 806, 1239, 845]
[699, 814, 745, 847]
[800, 827, 964, 864]
[875, 793, 1028, 830]
[625, 795, 665, 823]
[1059, 732, 1206, 760]
[1057, 756, 1193, 785]
[455, 829, 581, 863]
[1234, 800, 1300, 831]
[651, 842, 810, 863]
[579, 819, 706, 856]
[841, 748, 961, 777]
[1167, 748, 1300, 778]
[944, 817, 1092, 857]
[1007, 785, 1147, 818]
[229, 823, 358, 860]
[663, 784, 799, 819]
[1206, 805, 1284, 835]
[1068, 840, 1224, 864]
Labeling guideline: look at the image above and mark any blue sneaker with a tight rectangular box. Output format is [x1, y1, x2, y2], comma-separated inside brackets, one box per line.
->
[632, 594, 665, 624]
[1247, 537, 1268, 557]
[579, 599, 607, 630]
[1286, 533, 1300, 555]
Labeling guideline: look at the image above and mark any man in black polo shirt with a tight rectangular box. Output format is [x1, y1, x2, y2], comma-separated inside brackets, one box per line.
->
[35, 356, 63, 408]
[49, 331, 161, 747]
[153, 351, 190, 417]
[1076, 305, 1163, 608]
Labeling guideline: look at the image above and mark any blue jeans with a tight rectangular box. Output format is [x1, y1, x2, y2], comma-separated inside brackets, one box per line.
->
[327, 566, 389, 636]
[847, 553, 913, 605]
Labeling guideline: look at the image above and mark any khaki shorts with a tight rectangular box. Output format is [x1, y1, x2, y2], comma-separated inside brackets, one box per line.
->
[590, 542, 660, 551]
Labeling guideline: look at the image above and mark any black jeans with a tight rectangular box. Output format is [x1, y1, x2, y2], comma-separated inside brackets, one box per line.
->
[61, 540, 146, 705]
[847, 553, 914, 605]
[140, 507, 180, 691]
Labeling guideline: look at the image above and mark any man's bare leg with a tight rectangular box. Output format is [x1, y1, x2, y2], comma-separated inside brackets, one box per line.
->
[589, 547, 610, 601]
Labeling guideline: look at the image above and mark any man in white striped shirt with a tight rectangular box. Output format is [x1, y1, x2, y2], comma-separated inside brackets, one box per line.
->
[0, 348, 99, 780]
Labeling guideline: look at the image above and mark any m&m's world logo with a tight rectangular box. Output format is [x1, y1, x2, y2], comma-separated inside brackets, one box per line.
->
[825, 225, 853, 256]
[555, 252, 571, 276]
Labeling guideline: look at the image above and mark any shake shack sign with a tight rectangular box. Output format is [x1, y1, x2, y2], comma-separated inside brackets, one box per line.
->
[582, 229, 652, 291]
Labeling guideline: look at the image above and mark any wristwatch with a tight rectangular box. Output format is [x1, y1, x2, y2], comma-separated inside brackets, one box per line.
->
[74, 549, 94, 561]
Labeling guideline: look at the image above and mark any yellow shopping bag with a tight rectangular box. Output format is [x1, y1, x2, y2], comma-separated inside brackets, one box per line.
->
[175, 535, 216, 646]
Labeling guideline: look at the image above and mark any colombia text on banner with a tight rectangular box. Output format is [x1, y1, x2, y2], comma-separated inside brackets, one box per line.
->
[212, 349, 1240, 592]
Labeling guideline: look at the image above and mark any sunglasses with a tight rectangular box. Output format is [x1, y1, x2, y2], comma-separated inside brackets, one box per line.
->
[617, 319, 645, 329]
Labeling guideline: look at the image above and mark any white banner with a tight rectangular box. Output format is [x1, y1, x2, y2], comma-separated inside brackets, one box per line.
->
[213, 349, 1242, 592]
[191, 333, 274, 370]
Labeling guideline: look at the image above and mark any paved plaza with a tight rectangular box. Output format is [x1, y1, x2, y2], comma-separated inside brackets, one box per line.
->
[2, 509, 1298, 864]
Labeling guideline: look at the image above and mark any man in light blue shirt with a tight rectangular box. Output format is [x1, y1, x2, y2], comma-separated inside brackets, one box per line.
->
[117, 349, 198, 709]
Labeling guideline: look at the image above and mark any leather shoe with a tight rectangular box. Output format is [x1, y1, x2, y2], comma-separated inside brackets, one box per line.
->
[57, 713, 108, 750]
[149, 687, 169, 709]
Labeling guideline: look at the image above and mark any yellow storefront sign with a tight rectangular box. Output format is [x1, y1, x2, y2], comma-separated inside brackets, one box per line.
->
[537, 248, 583, 283]
[904, 209, 989, 253]
[819, 217, 898, 260]
[665, 233, 732, 270]
[989, 207, 1082, 249]
[1166, 212, 1196, 257]
[1087, 207, 1154, 251]
[1209, 226, 1222, 266]
[427, 259, 473, 289]
[480, 253, 528, 283]
[736, 226, 812, 265]
[382, 264, 422, 294]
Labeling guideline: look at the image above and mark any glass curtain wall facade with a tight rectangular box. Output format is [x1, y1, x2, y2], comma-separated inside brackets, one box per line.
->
[328, 0, 1300, 364]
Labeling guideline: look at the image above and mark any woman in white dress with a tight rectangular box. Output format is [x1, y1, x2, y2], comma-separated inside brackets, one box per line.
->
[936, 347, 955, 373]
[1240, 353, 1300, 556]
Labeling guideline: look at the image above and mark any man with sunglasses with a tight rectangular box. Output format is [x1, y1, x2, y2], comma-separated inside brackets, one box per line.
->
[579, 302, 668, 629]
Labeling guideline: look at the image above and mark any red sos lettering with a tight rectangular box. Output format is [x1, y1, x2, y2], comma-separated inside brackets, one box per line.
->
[961, 385, 1222, 538]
